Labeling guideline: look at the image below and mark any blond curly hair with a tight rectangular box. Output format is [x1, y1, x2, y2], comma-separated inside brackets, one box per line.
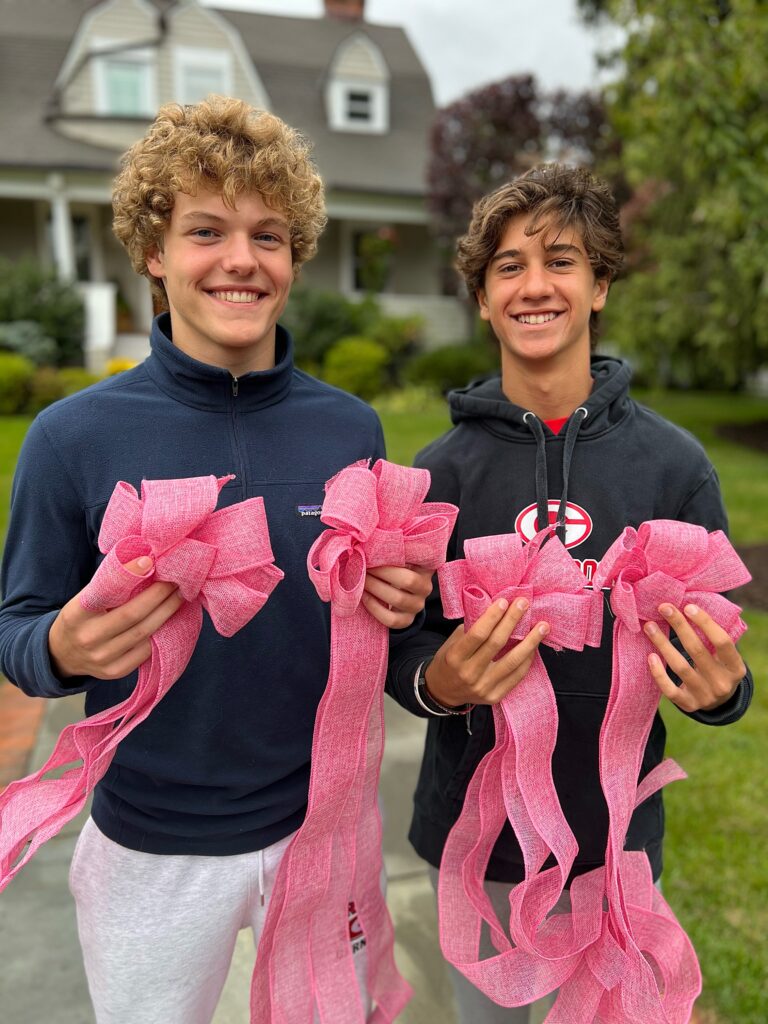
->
[456, 164, 624, 346]
[112, 96, 327, 304]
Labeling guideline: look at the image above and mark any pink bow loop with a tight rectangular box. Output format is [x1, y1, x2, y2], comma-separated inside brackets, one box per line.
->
[307, 459, 458, 618]
[439, 531, 600, 654]
[596, 520, 750, 642]
[0, 475, 282, 893]
[254, 459, 458, 1024]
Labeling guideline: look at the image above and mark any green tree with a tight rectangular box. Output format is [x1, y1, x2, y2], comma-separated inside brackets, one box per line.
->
[588, 1, 768, 388]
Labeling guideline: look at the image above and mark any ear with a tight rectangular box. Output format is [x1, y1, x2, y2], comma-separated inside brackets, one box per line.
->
[145, 245, 164, 280]
[592, 276, 609, 313]
[477, 288, 490, 321]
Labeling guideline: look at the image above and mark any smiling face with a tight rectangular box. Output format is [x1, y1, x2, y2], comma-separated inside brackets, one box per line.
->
[145, 189, 294, 374]
[477, 214, 609, 379]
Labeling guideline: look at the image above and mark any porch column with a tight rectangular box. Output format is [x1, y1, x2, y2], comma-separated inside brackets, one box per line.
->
[47, 173, 76, 281]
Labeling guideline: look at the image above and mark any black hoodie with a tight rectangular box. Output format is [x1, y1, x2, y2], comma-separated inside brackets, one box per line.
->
[386, 356, 752, 883]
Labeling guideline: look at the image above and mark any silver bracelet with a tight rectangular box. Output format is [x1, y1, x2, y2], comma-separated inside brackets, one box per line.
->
[413, 660, 474, 717]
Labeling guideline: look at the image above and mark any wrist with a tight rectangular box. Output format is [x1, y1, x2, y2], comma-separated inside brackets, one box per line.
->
[414, 659, 474, 717]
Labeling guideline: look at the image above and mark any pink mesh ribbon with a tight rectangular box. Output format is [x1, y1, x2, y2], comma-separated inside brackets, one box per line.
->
[251, 459, 457, 1024]
[0, 475, 283, 892]
[437, 529, 604, 1006]
[439, 520, 750, 1023]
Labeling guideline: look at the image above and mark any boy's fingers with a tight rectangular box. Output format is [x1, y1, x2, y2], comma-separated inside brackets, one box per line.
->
[457, 599, 525, 660]
[647, 653, 696, 712]
[643, 620, 698, 681]
[98, 590, 186, 663]
[496, 621, 549, 678]
[680, 604, 745, 675]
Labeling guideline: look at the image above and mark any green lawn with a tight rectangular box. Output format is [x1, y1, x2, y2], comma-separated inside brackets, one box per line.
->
[2, 390, 767, 1022]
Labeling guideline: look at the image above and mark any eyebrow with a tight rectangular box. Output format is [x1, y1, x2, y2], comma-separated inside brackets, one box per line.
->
[178, 211, 289, 229]
[490, 243, 583, 263]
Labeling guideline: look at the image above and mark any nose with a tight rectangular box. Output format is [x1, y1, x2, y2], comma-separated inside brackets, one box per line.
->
[520, 261, 552, 300]
[220, 233, 258, 276]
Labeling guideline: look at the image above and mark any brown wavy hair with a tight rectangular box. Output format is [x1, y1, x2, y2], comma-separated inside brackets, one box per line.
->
[456, 164, 624, 345]
[112, 96, 327, 304]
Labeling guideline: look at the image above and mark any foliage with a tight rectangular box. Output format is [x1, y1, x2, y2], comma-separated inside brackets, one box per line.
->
[322, 336, 390, 400]
[58, 367, 100, 397]
[283, 287, 425, 381]
[25, 367, 65, 415]
[282, 288, 379, 365]
[0, 321, 57, 366]
[104, 357, 137, 375]
[0, 352, 35, 414]
[357, 226, 397, 294]
[0, 259, 84, 366]
[591, 1, 768, 388]
[404, 343, 497, 395]
[427, 76, 614, 290]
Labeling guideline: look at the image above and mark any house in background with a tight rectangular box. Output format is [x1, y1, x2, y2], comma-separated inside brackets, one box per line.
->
[0, 0, 464, 369]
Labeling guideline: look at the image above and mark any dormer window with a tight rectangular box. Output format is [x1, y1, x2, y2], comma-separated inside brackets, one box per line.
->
[93, 41, 156, 117]
[327, 33, 389, 134]
[174, 47, 233, 105]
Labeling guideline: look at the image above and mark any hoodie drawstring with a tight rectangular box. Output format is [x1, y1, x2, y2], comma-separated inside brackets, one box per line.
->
[258, 847, 265, 906]
[523, 407, 588, 544]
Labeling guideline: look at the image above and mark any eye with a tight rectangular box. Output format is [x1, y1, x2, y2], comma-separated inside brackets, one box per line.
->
[255, 231, 285, 245]
[550, 258, 575, 269]
[190, 228, 218, 240]
[498, 262, 522, 274]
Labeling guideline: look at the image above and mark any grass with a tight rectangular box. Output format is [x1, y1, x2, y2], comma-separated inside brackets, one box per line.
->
[2, 388, 767, 1021]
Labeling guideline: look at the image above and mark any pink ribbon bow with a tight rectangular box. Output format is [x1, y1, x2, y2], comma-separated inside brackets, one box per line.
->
[437, 530, 605, 1006]
[439, 521, 750, 1024]
[0, 475, 283, 892]
[251, 459, 457, 1024]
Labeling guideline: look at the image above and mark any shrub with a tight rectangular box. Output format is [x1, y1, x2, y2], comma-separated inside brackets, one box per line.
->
[104, 357, 137, 375]
[0, 320, 57, 366]
[25, 367, 65, 415]
[0, 352, 35, 414]
[58, 367, 101, 396]
[404, 343, 497, 394]
[282, 288, 378, 364]
[323, 336, 390, 400]
[0, 259, 84, 366]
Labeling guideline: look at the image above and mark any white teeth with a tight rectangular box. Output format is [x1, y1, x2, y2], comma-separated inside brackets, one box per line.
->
[516, 312, 557, 324]
[211, 291, 261, 303]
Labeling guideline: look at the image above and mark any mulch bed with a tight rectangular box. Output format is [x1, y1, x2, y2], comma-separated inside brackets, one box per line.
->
[716, 419, 768, 612]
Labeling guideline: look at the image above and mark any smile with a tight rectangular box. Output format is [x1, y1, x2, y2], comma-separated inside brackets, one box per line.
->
[514, 312, 560, 325]
[208, 290, 265, 304]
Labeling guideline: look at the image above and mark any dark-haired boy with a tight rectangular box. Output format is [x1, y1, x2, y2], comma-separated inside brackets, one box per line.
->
[386, 163, 752, 1023]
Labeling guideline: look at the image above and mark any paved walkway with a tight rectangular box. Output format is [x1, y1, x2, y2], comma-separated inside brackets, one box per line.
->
[0, 686, 463, 1023]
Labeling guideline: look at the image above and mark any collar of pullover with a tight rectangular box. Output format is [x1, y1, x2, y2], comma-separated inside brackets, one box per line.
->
[143, 313, 295, 413]
[448, 356, 633, 440]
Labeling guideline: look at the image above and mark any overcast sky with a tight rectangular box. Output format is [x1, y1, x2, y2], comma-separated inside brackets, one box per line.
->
[201, 0, 621, 106]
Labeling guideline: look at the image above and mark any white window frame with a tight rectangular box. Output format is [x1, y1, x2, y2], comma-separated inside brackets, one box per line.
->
[327, 78, 388, 134]
[173, 46, 234, 106]
[92, 37, 157, 117]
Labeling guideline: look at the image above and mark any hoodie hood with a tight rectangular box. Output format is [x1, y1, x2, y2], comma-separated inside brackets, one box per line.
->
[447, 355, 634, 544]
[448, 355, 633, 440]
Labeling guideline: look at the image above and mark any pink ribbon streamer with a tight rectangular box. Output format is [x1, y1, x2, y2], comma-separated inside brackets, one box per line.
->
[0, 474, 283, 892]
[251, 459, 457, 1024]
[438, 520, 750, 1023]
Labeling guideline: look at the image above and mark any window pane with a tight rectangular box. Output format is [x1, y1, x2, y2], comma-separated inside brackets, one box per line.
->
[105, 60, 147, 115]
[182, 66, 225, 105]
[346, 90, 371, 121]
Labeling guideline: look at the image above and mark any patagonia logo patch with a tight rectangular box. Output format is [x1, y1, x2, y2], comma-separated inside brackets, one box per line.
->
[296, 504, 323, 518]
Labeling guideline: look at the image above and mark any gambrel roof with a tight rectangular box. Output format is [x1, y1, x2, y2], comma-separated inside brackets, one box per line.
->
[0, 0, 435, 195]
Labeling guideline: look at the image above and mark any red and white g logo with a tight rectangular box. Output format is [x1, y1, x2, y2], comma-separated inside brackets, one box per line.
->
[514, 500, 593, 550]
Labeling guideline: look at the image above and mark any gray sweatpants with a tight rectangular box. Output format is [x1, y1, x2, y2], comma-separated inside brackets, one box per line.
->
[69, 817, 370, 1024]
[429, 866, 566, 1024]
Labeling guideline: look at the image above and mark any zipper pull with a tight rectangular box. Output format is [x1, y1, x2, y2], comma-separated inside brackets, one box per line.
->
[231, 375, 239, 397]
